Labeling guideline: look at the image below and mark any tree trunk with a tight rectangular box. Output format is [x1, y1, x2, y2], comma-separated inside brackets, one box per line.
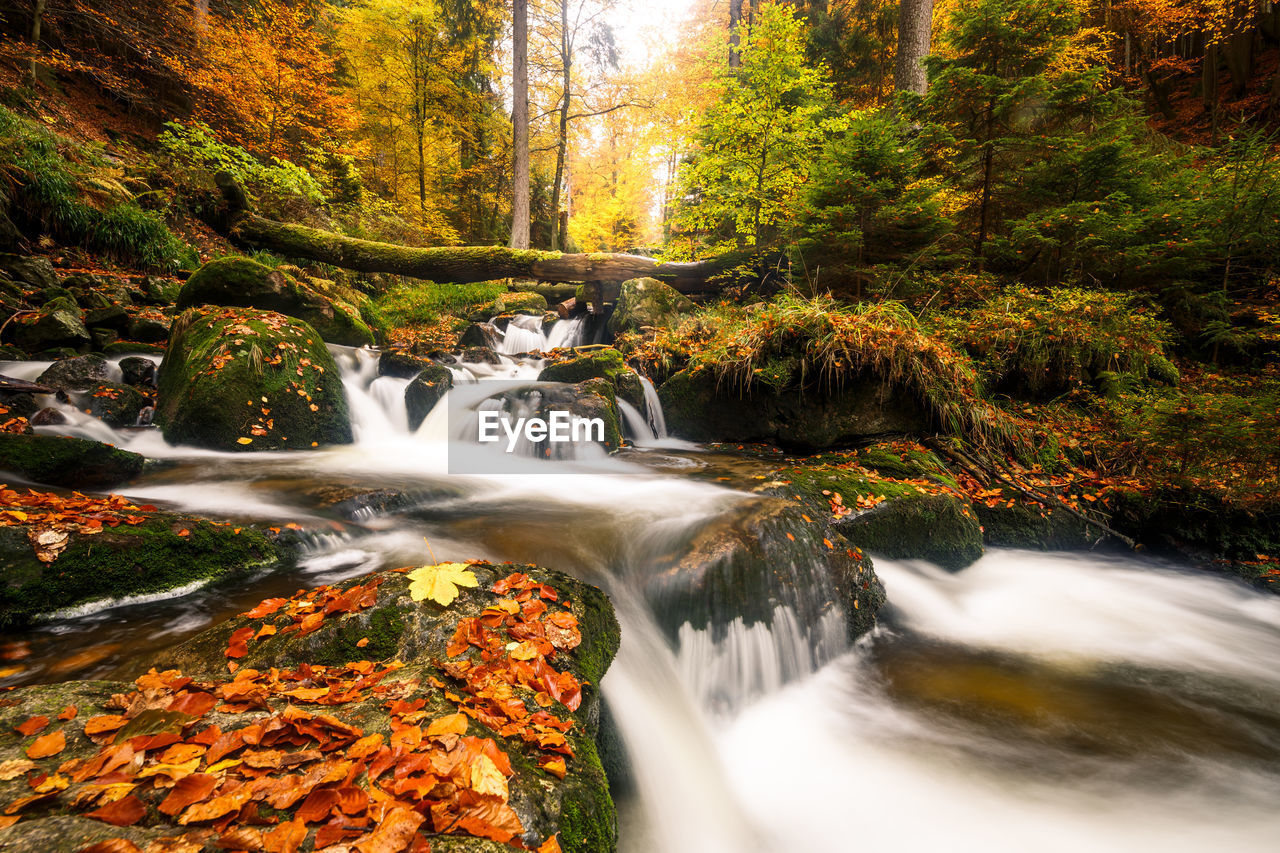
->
[29, 0, 47, 83]
[509, 0, 531, 250]
[1203, 42, 1220, 144]
[728, 0, 744, 68]
[893, 0, 934, 94]
[549, 0, 571, 252]
[215, 173, 723, 290]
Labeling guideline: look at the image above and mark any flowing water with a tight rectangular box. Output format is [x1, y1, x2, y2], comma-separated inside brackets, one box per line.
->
[3, 330, 1279, 851]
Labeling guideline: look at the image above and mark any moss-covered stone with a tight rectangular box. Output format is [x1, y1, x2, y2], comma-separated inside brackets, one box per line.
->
[607, 277, 694, 334]
[0, 432, 143, 489]
[378, 349, 433, 379]
[406, 362, 454, 431]
[156, 307, 352, 451]
[973, 495, 1096, 551]
[13, 305, 90, 353]
[776, 463, 983, 570]
[538, 349, 645, 410]
[75, 382, 147, 428]
[0, 515, 281, 627]
[659, 368, 930, 449]
[179, 257, 376, 347]
[102, 341, 165, 356]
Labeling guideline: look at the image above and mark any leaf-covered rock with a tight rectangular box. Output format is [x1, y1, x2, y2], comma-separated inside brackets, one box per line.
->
[156, 307, 352, 452]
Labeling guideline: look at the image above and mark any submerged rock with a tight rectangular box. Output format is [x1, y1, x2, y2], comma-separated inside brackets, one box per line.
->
[178, 257, 376, 347]
[0, 433, 143, 490]
[659, 368, 930, 449]
[156, 307, 352, 452]
[0, 563, 620, 852]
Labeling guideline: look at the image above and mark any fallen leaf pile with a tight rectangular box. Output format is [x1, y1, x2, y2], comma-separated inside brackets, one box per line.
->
[0, 486, 158, 563]
[1, 567, 588, 852]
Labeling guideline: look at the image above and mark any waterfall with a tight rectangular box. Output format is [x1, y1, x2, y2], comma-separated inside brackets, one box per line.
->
[493, 314, 585, 354]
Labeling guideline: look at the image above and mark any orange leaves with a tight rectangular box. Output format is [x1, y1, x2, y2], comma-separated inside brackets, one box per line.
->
[225, 626, 256, 660]
[25, 729, 65, 759]
[86, 794, 147, 827]
[244, 598, 286, 619]
[158, 774, 218, 817]
[353, 806, 423, 853]
[14, 715, 49, 736]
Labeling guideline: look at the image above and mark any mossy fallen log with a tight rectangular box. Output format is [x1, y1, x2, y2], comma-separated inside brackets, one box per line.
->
[216, 172, 721, 291]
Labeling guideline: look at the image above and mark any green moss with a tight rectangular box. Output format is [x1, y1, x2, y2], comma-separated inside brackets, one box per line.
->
[973, 496, 1094, 550]
[557, 736, 618, 853]
[0, 433, 143, 489]
[155, 307, 352, 451]
[608, 277, 695, 334]
[0, 517, 281, 627]
[310, 607, 407, 666]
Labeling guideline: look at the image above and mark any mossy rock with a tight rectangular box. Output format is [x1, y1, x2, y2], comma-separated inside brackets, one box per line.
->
[406, 363, 454, 430]
[538, 349, 645, 410]
[659, 368, 930, 450]
[156, 307, 352, 452]
[0, 254, 57, 290]
[607, 277, 694, 334]
[468, 291, 548, 321]
[0, 514, 281, 627]
[973, 494, 1096, 551]
[378, 349, 433, 379]
[0, 433, 143, 489]
[179, 257, 375, 347]
[102, 341, 165, 356]
[13, 306, 90, 353]
[776, 463, 983, 570]
[75, 382, 147, 429]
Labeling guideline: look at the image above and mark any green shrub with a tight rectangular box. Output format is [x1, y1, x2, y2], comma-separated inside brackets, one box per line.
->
[0, 106, 194, 272]
[944, 286, 1177, 398]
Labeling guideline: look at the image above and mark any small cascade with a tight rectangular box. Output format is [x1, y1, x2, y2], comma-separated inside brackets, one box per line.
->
[330, 346, 412, 441]
[639, 376, 666, 438]
[493, 314, 585, 354]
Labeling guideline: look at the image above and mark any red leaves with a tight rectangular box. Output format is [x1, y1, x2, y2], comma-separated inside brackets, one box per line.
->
[244, 598, 286, 619]
[86, 794, 147, 827]
[225, 626, 256, 659]
[159, 774, 219, 816]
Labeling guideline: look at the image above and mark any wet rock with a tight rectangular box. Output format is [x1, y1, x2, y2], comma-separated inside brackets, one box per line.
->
[102, 341, 165, 356]
[0, 344, 26, 361]
[607, 277, 694, 335]
[178, 257, 376, 346]
[0, 254, 56, 290]
[0, 512, 281, 627]
[71, 289, 113, 310]
[538, 348, 645, 409]
[77, 382, 147, 428]
[406, 363, 454, 430]
[35, 354, 111, 392]
[156, 307, 352, 452]
[974, 496, 1095, 551]
[127, 315, 170, 344]
[0, 433, 143, 489]
[659, 368, 930, 449]
[468, 290, 549, 321]
[459, 322, 499, 349]
[89, 328, 119, 349]
[378, 349, 433, 379]
[132, 275, 180, 306]
[12, 305, 90, 353]
[28, 407, 65, 426]
[118, 356, 157, 388]
[83, 304, 130, 332]
[461, 345, 502, 365]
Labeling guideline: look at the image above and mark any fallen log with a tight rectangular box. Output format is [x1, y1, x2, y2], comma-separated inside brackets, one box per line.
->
[215, 172, 723, 291]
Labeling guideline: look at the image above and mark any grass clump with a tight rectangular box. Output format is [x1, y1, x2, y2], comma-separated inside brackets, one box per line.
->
[942, 286, 1178, 399]
[0, 106, 195, 272]
[636, 291, 1017, 449]
[372, 280, 507, 328]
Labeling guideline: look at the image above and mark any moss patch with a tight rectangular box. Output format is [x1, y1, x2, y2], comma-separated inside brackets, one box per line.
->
[0, 433, 143, 490]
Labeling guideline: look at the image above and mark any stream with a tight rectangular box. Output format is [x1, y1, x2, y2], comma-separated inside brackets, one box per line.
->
[2, 320, 1279, 852]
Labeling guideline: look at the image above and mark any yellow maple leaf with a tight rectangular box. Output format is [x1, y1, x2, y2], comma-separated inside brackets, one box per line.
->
[407, 562, 478, 606]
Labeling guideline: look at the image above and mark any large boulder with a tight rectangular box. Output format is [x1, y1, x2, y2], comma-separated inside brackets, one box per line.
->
[608, 277, 694, 334]
[0, 498, 281, 627]
[178, 257, 376, 347]
[156, 307, 353, 452]
[468, 290, 548, 321]
[658, 367, 930, 449]
[76, 382, 148, 429]
[0, 433, 143, 490]
[0, 563, 621, 852]
[12, 304, 90, 353]
[0, 254, 57, 290]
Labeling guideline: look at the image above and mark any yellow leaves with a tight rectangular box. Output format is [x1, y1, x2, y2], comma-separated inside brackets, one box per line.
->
[237, 437, 253, 445]
[425, 713, 468, 737]
[408, 562, 478, 607]
[468, 752, 509, 800]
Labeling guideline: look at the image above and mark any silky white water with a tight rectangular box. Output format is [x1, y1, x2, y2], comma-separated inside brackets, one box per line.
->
[3, 339, 1278, 852]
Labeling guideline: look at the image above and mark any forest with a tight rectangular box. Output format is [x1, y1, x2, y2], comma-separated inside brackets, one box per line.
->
[0, 1, 1276, 852]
